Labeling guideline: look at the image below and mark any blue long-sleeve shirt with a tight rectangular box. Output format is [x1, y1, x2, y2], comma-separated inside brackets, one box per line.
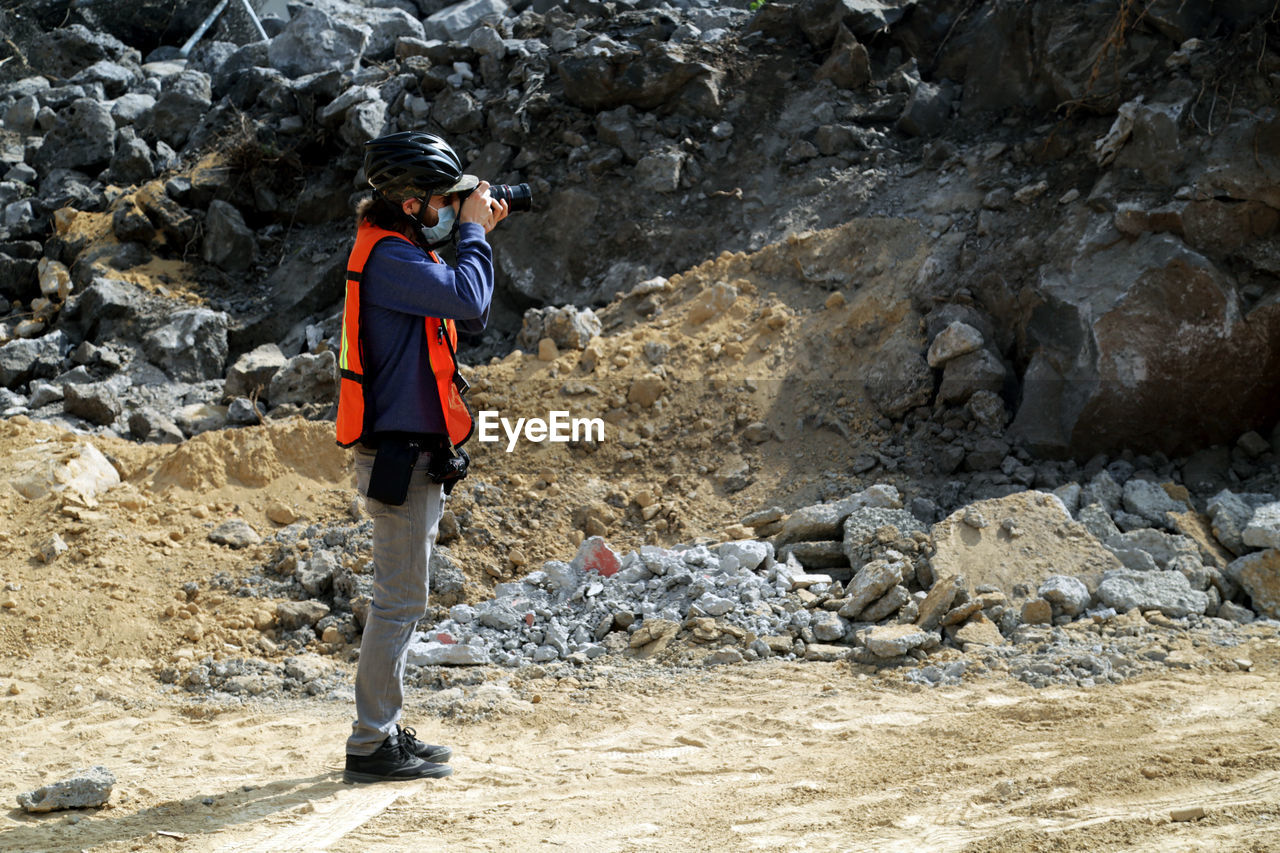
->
[359, 222, 493, 437]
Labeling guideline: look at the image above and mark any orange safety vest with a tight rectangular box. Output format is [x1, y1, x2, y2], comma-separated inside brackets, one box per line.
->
[335, 222, 473, 448]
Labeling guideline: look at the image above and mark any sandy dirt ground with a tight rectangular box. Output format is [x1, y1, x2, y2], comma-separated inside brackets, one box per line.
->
[3, 645, 1279, 853]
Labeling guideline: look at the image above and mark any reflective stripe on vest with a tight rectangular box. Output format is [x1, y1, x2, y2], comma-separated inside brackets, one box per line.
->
[335, 222, 474, 448]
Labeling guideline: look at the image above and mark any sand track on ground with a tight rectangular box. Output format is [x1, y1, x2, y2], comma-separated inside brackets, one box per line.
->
[3, 653, 1279, 853]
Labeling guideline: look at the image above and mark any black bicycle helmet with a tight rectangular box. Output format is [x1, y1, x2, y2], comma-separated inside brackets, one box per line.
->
[364, 131, 479, 201]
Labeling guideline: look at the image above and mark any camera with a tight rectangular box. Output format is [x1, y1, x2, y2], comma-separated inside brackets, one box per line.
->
[482, 182, 533, 212]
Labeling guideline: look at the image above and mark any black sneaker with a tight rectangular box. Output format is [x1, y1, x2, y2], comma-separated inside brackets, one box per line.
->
[344, 732, 453, 784]
[397, 725, 453, 764]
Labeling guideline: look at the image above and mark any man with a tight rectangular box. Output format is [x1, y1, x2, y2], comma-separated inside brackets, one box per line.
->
[336, 131, 508, 783]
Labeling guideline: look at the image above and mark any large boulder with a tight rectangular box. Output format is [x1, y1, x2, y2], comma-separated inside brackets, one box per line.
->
[0, 331, 66, 388]
[558, 41, 715, 111]
[148, 70, 212, 149]
[309, 0, 424, 58]
[930, 491, 1122, 597]
[202, 200, 255, 272]
[76, 277, 156, 343]
[231, 222, 348, 351]
[269, 351, 337, 406]
[267, 7, 370, 79]
[1226, 549, 1280, 619]
[143, 309, 229, 382]
[225, 343, 286, 401]
[1010, 228, 1280, 456]
[423, 0, 509, 42]
[1096, 569, 1209, 618]
[26, 24, 138, 79]
[33, 99, 116, 174]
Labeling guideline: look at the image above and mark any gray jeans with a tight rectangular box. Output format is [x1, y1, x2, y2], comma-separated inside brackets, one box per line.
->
[347, 446, 445, 756]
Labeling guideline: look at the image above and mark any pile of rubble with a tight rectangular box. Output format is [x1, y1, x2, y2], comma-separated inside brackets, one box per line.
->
[176, 468, 1277, 696]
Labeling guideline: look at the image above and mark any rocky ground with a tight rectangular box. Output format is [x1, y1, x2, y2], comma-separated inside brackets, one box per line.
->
[0, 0, 1279, 849]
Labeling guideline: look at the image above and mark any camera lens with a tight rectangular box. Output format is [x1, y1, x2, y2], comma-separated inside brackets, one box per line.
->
[490, 183, 533, 213]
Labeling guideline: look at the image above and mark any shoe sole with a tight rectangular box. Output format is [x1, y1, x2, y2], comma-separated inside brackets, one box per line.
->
[343, 765, 453, 784]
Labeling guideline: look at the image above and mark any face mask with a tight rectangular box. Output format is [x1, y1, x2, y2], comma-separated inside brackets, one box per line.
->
[418, 201, 456, 244]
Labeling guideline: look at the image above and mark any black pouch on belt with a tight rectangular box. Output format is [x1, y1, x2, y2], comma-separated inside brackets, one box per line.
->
[366, 438, 421, 506]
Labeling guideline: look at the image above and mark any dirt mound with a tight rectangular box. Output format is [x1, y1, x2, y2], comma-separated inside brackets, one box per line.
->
[148, 419, 349, 492]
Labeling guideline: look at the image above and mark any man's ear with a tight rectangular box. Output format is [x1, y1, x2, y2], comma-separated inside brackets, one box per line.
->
[401, 198, 420, 217]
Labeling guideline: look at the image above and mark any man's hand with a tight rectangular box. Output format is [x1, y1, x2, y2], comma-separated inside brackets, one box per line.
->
[460, 181, 510, 234]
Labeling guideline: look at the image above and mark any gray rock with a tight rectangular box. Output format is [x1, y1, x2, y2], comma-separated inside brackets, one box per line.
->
[143, 309, 229, 382]
[859, 584, 911, 622]
[897, 81, 952, 137]
[595, 106, 641, 160]
[174, 403, 229, 436]
[277, 599, 330, 629]
[864, 345, 933, 418]
[1217, 600, 1256, 624]
[1037, 575, 1091, 616]
[225, 344, 286, 401]
[717, 540, 771, 572]
[636, 150, 683, 194]
[1008, 229, 1280, 457]
[1109, 528, 1199, 569]
[269, 351, 337, 406]
[17, 766, 115, 813]
[432, 89, 483, 134]
[803, 0, 915, 45]
[323, 3, 423, 59]
[227, 397, 263, 424]
[841, 506, 925, 568]
[1108, 546, 1159, 573]
[202, 200, 255, 272]
[341, 99, 387, 147]
[838, 559, 903, 619]
[967, 389, 1008, 430]
[938, 348, 1006, 405]
[430, 547, 467, 598]
[1096, 569, 1209, 618]
[1122, 479, 1186, 527]
[516, 305, 601, 351]
[558, 41, 711, 112]
[423, 0, 509, 41]
[407, 640, 490, 666]
[209, 519, 262, 549]
[1207, 490, 1260, 556]
[1243, 502, 1280, 550]
[63, 382, 121, 426]
[127, 408, 184, 443]
[34, 99, 115, 173]
[964, 437, 1010, 472]
[814, 25, 871, 90]
[478, 603, 521, 632]
[108, 128, 156, 186]
[1225, 550, 1280, 619]
[774, 484, 902, 545]
[72, 60, 137, 98]
[4, 95, 39, 134]
[28, 380, 63, 408]
[269, 7, 370, 78]
[298, 550, 338, 597]
[110, 92, 155, 127]
[0, 331, 65, 388]
[78, 278, 153, 342]
[810, 610, 849, 641]
[693, 593, 735, 617]
[704, 648, 745, 666]
[1082, 471, 1123, 515]
[863, 623, 935, 658]
[149, 70, 211, 149]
